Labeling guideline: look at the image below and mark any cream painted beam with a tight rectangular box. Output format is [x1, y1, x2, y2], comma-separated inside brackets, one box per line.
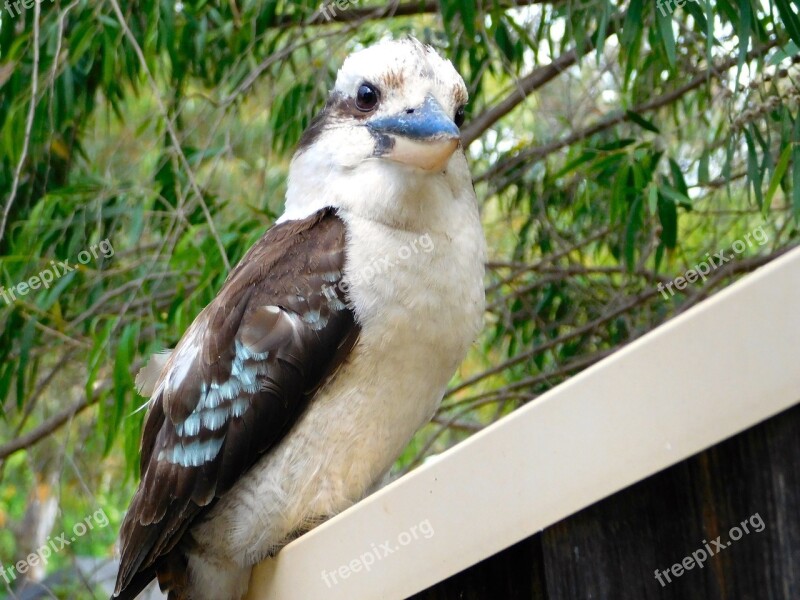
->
[247, 246, 800, 600]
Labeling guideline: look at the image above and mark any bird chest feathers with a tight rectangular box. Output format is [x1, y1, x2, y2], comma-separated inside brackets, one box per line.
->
[193, 208, 486, 569]
[113, 37, 487, 600]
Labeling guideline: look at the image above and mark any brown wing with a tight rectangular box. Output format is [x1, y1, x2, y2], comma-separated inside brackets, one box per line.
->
[113, 208, 359, 598]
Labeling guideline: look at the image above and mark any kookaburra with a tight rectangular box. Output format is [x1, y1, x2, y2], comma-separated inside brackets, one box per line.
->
[113, 38, 486, 600]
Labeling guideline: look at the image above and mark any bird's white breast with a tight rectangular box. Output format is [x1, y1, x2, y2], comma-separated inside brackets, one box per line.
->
[194, 161, 485, 571]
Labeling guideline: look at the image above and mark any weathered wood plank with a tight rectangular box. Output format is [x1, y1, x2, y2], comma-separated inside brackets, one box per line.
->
[414, 402, 800, 599]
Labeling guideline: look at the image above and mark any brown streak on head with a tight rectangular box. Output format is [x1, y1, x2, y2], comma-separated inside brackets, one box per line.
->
[452, 86, 468, 108]
[381, 69, 405, 91]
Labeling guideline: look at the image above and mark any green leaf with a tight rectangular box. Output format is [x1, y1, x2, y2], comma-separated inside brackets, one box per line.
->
[595, 0, 612, 64]
[622, 16, 643, 90]
[124, 406, 145, 479]
[494, 21, 515, 63]
[69, 20, 96, 65]
[38, 266, 78, 311]
[626, 110, 660, 133]
[698, 149, 710, 183]
[764, 143, 793, 215]
[102, 28, 117, 89]
[669, 158, 689, 197]
[611, 166, 631, 223]
[657, 6, 677, 68]
[622, 0, 644, 48]
[554, 150, 599, 178]
[793, 117, 800, 220]
[86, 319, 115, 418]
[736, 0, 751, 81]
[648, 184, 658, 215]
[3, 104, 25, 164]
[775, 0, 800, 46]
[16, 320, 35, 409]
[596, 138, 637, 152]
[769, 41, 800, 65]
[624, 196, 643, 270]
[654, 241, 666, 273]
[632, 162, 646, 190]
[439, 0, 458, 40]
[659, 183, 692, 208]
[703, 0, 713, 65]
[107, 323, 138, 454]
[460, 0, 476, 38]
[744, 128, 764, 208]
[683, 1, 708, 32]
[0, 361, 15, 412]
[657, 193, 678, 248]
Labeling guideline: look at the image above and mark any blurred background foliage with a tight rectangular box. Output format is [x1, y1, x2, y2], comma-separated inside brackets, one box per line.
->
[0, 0, 798, 596]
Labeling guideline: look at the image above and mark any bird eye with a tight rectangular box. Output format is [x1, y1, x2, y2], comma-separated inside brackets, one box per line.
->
[454, 105, 466, 128]
[355, 83, 380, 112]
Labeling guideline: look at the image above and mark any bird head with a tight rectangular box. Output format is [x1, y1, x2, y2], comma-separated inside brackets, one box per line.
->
[282, 38, 472, 226]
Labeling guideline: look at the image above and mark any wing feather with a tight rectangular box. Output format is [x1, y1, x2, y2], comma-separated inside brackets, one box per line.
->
[114, 208, 358, 597]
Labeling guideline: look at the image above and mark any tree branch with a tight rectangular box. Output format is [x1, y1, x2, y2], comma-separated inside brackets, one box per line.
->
[0, 396, 92, 461]
[446, 287, 660, 397]
[444, 347, 615, 410]
[461, 10, 623, 146]
[275, 0, 547, 28]
[477, 41, 780, 185]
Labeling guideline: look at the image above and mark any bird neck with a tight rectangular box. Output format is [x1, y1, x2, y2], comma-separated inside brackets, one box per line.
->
[281, 147, 475, 234]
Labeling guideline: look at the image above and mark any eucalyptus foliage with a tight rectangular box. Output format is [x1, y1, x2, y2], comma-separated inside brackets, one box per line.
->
[0, 0, 798, 588]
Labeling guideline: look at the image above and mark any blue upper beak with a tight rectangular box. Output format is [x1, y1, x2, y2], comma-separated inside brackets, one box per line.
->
[367, 94, 460, 141]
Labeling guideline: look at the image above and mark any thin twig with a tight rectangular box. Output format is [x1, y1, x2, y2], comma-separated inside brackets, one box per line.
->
[478, 41, 780, 185]
[0, 397, 91, 461]
[108, 0, 231, 271]
[444, 348, 615, 410]
[462, 10, 623, 146]
[270, 0, 545, 28]
[0, 1, 41, 243]
[7, 349, 78, 443]
[446, 288, 660, 397]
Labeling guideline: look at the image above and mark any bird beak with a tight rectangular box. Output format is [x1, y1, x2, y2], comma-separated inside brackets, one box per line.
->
[368, 94, 460, 171]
